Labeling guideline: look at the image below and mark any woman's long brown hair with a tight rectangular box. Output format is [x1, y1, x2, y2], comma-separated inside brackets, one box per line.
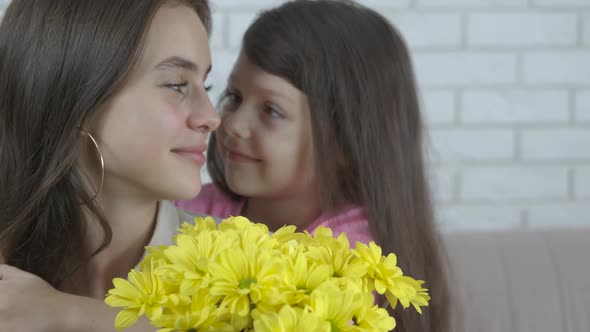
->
[0, 0, 211, 289]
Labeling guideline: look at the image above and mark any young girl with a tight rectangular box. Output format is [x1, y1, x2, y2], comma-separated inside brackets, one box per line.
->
[0, 0, 218, 331]
[176, 1, 452, 331]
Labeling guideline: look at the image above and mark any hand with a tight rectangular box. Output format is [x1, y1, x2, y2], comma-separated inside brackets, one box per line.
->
[0, 264, 156, 332]
[0, 264, 68, 332]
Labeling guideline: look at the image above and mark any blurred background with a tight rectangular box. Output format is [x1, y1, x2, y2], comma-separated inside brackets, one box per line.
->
[2, 0, 589, 231]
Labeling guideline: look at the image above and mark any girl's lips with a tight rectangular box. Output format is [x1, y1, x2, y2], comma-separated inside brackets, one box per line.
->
[226, 148, 261, 163]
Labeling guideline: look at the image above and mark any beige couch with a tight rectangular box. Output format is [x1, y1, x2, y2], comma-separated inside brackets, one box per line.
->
[444, 227, 590, 332]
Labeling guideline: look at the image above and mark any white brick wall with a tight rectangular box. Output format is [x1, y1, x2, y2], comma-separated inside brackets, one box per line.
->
[209, 13, 225, 49]
[533, 0, 590, 7]
[357, 0, 411, 9]
[415, 53, 518, 86]
[460, 167, 569, 202]
[386, 13, 462, 49]
[422, 90, 456, 125]
[575, 167, 590, 199]
[437, 205, 522, 231]
[577, 90, 590, 122]
[430, 128, 515, 162]
[522, 129, 590, 161]
[1, 0, 589, 231]
[417, 0, 527, 8]
[467, 13, 577, 47]
[528, 204, 590, 228]
[431, 168, 455, 203]
[461, 90, 569, 124]
[524, 52, 590, 85]
[212, 0, 282, 10]
[227, 13, 257, 49]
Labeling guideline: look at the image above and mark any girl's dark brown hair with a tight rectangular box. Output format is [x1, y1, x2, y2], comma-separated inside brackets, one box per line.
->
[0, 0, 210, 288]
[207, 1, 452, 331]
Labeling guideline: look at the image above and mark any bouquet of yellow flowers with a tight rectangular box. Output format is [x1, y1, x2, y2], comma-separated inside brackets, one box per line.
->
[105, 216, 430, 331]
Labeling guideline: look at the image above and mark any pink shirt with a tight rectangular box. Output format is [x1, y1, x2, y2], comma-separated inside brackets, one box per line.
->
[175, 184, 373, 247]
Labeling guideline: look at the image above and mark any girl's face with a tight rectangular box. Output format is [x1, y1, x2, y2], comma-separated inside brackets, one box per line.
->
[216, 52, 316, 200]
[91, 4, 219, 201]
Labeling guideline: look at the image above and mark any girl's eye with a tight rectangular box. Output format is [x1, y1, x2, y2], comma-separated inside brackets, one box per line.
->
[220, 90, 242, 111]
[265, 105, 284, 119]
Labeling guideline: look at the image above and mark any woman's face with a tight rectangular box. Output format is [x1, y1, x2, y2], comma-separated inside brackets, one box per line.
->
[92, 4, 219, 201]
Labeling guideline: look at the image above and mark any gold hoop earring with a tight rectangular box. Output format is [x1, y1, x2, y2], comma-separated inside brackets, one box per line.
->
[81, 130, 104, 201]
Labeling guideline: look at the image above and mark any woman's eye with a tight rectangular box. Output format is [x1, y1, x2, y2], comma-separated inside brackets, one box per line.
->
[204, 75, 213, 92]
[165, 81, 189, 95]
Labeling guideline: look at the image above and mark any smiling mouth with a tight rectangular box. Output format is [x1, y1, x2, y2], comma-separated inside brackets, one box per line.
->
[172, 150, 206, 166]
[225, 149, 261, 163]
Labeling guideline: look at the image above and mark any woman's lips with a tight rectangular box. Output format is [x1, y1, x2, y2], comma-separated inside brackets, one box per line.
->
[172, 147, 206, 166]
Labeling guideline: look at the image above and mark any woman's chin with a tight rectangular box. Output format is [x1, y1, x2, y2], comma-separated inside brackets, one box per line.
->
[178, 183, 202, 200]
[165, 175, 202, 201]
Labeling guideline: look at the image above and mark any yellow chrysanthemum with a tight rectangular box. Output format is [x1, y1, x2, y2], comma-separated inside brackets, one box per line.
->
[106, 215, 430, 332]
[105, 261, 168, 331]
[353, 242, 403, 292]
[208, 234, 285, 329]
[385, 277, 431, 314]
[157, 231, 233, 296]
[151, 289, 232, 332]
[309, 281, 361, 332]
[218, 215, 269, 237]
[305, 227, 368, 280]
[352, 292, 396, 331]
[252, 305, 330, 332]
[139, 246, 170, 271]
[177, 217, 218, 237]
[271, 225, 313, 247]
[354, 242, 430, 313]
[282, 250, 332, 305]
